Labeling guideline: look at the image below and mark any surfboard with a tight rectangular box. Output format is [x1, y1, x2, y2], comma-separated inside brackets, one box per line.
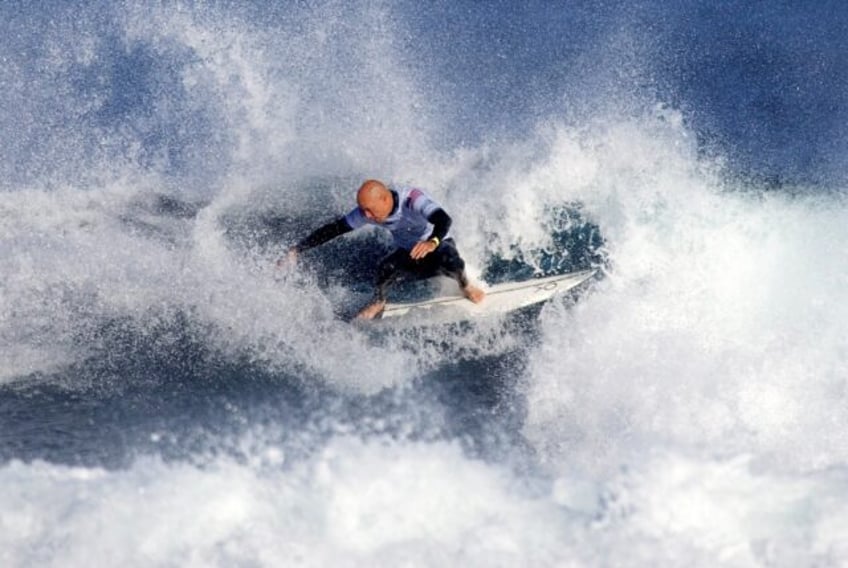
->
[379, 268, 597, 321]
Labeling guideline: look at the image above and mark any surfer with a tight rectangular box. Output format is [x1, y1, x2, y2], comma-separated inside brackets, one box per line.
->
[281, 179, 485, 319]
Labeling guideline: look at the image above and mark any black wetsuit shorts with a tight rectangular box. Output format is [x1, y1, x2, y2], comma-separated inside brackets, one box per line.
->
[375, 238, 468, 300]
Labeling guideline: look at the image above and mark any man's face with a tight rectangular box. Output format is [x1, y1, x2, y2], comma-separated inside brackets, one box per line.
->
[358, 191, 392, 223]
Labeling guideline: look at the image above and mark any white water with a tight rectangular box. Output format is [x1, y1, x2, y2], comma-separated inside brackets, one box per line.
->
[4, 107, 848, 566]
[3, 2, 848, 565]
[2, 439, 847, 567]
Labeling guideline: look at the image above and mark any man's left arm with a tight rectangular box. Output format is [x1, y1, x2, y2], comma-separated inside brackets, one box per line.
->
[410, 208, 452, 260]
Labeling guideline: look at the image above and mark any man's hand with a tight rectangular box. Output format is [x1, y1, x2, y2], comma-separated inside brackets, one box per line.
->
[410, 238, 438, 260]
[276, 248, 298, 269]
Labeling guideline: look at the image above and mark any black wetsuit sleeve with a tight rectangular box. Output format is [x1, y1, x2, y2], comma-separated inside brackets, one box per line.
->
[426, 208, 451, 242]
[293, 217, 353, 252]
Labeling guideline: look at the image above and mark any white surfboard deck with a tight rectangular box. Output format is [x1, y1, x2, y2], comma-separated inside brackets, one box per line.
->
[380, 268, 597, 321]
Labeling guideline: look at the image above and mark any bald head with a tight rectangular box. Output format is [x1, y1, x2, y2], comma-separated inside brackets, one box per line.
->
[356, 179, 393, 223]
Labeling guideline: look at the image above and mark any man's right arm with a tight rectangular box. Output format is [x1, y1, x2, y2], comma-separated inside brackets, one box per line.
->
[279, 217, 353, 268]
[291, 217, 353, 253]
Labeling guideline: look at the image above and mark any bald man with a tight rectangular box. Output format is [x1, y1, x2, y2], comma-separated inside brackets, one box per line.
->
[283, 179, 485, 319]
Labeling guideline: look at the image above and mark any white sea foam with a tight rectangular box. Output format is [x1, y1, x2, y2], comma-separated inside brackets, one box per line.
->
[1, 438, 846, 567]
[0, 2, 445, 392]
[503, 117, 848, 476]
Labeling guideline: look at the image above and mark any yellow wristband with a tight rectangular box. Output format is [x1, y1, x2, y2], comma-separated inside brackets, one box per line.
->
[429, 237, 440, 247]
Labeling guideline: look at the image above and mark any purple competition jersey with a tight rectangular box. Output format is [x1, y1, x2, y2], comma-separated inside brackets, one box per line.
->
[344, 186, 450, 250]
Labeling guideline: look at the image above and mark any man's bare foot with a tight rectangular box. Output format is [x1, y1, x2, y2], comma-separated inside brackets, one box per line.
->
[463, 284, 485, 304]
[355, 300, 387, 320]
